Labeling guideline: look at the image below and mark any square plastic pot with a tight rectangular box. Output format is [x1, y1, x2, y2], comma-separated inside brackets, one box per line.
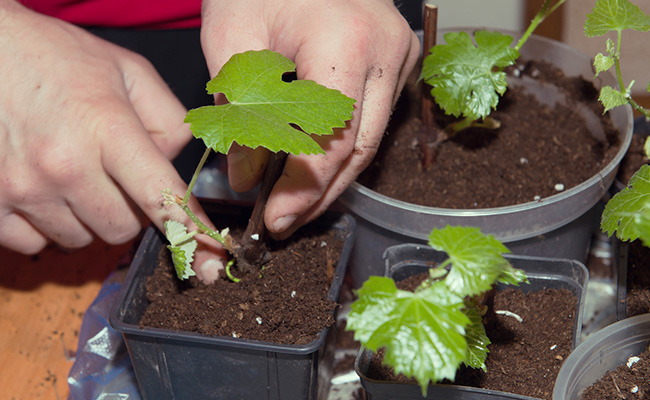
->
[354, 244, 588, 400]
[337, 29, 633, 288]
[109, 201, 355, 400]
[553, 313, 650, 400]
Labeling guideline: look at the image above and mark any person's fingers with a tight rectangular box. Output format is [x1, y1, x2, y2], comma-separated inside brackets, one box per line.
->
[0, 212, 48, 254]
[265, 22, 419, 238]
[227, 144, 270, 192]
[98, 107, 228, 276]
[119, 53, 193, 161]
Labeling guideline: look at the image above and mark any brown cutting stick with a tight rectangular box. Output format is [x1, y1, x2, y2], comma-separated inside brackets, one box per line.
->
[419, 4, 444, 168]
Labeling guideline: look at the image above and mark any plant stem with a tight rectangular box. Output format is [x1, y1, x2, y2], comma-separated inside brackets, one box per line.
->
[613, 30, 650, 119]
[515, 0, 566, 52]
[232, 151, 288, 273]
[183, 147, 212, 204]
[178, 202, 228, 246]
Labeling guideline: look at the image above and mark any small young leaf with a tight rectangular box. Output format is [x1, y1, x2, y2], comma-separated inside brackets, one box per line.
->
[164, 220, 198, 280]
[420, 30, 519, 120]
[585, 0, 650, 37]
[185, 49, 356, 156]
[462, 301, 490, 371]
[593, 53, 615, 77]
[599, 85, 630, 113]
[601, 164, 650, 244]
[427, 226, 515, 298]
[347, 276, 470, 395]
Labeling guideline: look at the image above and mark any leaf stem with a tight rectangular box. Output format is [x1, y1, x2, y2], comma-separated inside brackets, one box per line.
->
[178, 202, 228, 248]
[183, 147, 212, 204]
[612, 30, 650, 119]
[515, 0, 566, 52]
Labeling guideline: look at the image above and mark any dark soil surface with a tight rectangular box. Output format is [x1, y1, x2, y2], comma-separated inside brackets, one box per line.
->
[358, 59, 621, 209]
[580, 345, 650, 400]
[139, 219, 344, 345]
[365, 272, 577, 400]
[625, 240, 650, 317]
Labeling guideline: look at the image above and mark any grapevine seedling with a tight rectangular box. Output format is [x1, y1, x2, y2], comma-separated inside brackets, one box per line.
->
[417, 0, 566, 166]
[593, 0, 650, 246]
[346, 225, 527, 396]
[162, 49, 355, 280]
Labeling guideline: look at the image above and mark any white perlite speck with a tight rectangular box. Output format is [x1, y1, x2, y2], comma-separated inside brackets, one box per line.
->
[554, 183, 565, 191]
[495, 310, 523, 323]
[627, 356, 641, 368]
[291, 290, 296, 298]
[251, 233, 259, 241]
[256, 317, 263, 325]
[631, 386, 639, 394]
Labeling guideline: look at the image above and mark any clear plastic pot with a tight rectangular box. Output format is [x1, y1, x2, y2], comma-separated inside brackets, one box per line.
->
[338, 30, 633, 288]
[553, 313, 650, 400]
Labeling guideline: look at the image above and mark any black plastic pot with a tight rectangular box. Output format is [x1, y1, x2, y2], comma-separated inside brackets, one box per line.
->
[109, 201, 355, 400]
[354, 244, 588, 400]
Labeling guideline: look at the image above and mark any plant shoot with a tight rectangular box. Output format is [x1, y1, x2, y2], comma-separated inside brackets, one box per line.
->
[346, 225, 527, 396]
[163, 49, 355, 280]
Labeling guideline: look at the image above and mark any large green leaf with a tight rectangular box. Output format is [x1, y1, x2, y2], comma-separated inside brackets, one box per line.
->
[347, 276, 470, 395]
[420, 30, 519, 120]
[428, 226, 515, 298]
[185, 49, 356, 155]
[585, 0, 650, 37]
[601, 164, 650, 245]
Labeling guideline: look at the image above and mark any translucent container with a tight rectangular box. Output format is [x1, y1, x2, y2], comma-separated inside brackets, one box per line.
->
[338, 31, 633, 288]
[553, 313, 650, 400]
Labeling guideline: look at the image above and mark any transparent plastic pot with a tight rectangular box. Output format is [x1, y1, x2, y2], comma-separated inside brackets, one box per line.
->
[553, 313, 650, 400]
[338, 30, 634, 288]
[355, 244, 589, 400]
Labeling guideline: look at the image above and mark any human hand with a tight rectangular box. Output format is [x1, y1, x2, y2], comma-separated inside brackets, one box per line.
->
[0, 2, 226, 281]
[200, 0, 420, 239]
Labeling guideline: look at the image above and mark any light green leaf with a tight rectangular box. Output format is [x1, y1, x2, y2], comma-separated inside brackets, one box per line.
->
[462, 300, 490, 370]
[599, 85, 630, 113]
[185, 49, 356, 156]
[428, 226, 515, 298]
[347, 277, 470, 394]
[593, 53, 615, 77]
[420, 30, 519, 120]
[601, 164, 650, 244]
[585, 0, 650, 37]
[164, 220, 197, 280]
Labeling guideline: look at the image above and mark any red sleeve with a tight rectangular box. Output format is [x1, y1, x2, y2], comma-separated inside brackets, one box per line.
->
[19, 0, 202, 29]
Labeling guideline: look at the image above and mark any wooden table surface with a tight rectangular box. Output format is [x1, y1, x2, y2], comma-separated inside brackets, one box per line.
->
[0, 239, 136, 400]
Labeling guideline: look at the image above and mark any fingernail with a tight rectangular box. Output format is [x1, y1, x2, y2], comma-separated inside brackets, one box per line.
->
[228, 151, 254, 187]
[195, 258, 223, 284]
[273, 215, 298, 232]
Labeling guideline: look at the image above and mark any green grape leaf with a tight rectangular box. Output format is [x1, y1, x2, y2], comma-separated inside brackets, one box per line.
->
[420, 30, 519, 120]
[585, 0, 650, 37]
[428, 226, 520, 298]
[599, 85, 630, 113]
[462, 300, 490, 370]
[593, 53, 615, 77]
[601, 164, 650, 244]
[347, 276, 470, 395]
[164, 220, 197, 280]
[185, 49, 356, 155]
